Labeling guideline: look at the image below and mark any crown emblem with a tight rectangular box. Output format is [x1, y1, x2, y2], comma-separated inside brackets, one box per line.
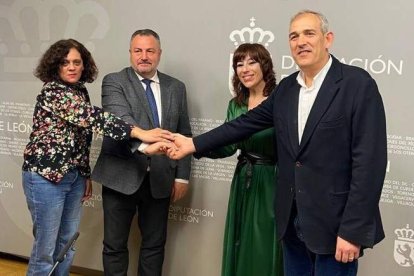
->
[229, 17, 275, 48]
[395, 224, 414, 242]
[0, 0, 109, 80]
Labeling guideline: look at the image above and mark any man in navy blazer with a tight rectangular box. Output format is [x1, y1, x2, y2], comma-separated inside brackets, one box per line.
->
[168, 10, 387, 276]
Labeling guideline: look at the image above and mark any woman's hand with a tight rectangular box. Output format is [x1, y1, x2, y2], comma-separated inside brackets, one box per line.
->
[131, 127, 174, 143]
[82, 178, 93, 202]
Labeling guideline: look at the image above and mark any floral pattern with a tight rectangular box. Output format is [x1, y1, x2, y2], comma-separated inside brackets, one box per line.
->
[23, 81, 132, 183]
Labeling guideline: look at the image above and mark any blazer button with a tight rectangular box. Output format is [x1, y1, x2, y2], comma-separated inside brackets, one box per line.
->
[296, 161, 302, 167]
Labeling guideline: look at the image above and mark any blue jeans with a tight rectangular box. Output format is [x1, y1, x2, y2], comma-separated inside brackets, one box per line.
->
[282, 215, 358, 276]
[22, 170, 85, 276]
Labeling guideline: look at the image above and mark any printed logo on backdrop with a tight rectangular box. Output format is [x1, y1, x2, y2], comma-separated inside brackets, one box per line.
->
[228, 17, 275, 95]
[169, 204, 215, 224]
[394, 224, 414, 267]
[0, 0, 109, 81]
[0, 179, 14, 195]
[281, 55, 403, 79]
[281, 56, 403, 79]
[0, 0, 109, 236]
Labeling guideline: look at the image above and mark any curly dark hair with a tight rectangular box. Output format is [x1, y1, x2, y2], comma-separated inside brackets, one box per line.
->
[34, 38, 98, 83]
[232, 43, 276, 106]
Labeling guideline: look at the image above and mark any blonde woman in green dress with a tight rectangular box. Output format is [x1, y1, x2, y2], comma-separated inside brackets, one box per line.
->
[207, 43, 283, 276]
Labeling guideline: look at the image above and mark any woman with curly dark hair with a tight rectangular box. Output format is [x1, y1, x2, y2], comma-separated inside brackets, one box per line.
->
[206, 43, 283, 276]
[22, 38, 170, 275]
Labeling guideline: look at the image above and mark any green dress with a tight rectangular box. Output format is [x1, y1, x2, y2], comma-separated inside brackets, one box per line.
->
[207, 99, 283, 276]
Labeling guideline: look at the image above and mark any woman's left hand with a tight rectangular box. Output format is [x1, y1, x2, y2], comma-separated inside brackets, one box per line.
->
[82, 178, 93, 202]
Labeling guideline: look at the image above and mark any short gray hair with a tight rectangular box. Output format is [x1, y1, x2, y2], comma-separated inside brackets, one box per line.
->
[290, 10, 329, 34]
[130, 29, 161, 47]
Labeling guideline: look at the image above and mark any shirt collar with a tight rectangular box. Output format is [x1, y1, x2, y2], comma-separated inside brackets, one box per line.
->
[134, 70, 160, 84]
[296, 55, 332, 90]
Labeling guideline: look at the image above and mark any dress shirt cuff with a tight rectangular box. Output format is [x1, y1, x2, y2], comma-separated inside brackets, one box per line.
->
[175, 178, 189, 184]
[137, 142, 149, 153]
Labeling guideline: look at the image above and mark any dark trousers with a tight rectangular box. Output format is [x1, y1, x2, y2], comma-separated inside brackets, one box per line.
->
[282, 207, 358, 276]
[102, 175, 170, 276]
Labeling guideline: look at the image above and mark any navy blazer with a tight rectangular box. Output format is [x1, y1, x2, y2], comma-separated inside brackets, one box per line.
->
[194, 56, 387, 254]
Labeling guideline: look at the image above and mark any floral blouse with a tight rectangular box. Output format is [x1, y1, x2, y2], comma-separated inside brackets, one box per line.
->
[23, 81, 132, 183]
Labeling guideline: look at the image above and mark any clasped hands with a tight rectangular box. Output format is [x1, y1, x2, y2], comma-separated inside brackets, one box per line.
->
[130, 127, 194, 158]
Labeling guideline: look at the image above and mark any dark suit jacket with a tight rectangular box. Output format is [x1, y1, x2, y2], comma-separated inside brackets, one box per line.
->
[92, 67, 192, 198]
[193, 56, 387, 254]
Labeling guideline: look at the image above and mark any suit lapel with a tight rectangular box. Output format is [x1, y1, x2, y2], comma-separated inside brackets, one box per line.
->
[287, 82, 301, 156]
[158, 72, 171, 128]
[298, 57, 343, 155]
[127, 67, 158, 128]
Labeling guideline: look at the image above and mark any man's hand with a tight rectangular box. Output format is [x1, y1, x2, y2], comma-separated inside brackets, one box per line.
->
[131, 127, 174, 143]
[167, 133, 196, 160]
[143, 141, 175, 155]
[335, 236, 361, 263]
[171, 181, 189, 202]
[82, 178, 93, 202]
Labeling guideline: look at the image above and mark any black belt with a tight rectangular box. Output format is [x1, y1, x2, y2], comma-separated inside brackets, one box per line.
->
[233, 150, 276, 249]
[236, 150, 276, 189]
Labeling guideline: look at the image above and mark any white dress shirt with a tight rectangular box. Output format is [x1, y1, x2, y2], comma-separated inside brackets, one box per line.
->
[297, 56, 332, 143]
[136, 72, 162, 125]
[135, 72, 188, 184]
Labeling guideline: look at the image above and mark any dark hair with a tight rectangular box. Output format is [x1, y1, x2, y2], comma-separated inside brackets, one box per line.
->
[34, 38, 98, 83]
[232, 43, 276, 105]
[130, 29, 161, 47]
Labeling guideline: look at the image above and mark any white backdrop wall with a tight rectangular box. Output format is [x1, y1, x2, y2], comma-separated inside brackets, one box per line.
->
[0, 1, 413, 275]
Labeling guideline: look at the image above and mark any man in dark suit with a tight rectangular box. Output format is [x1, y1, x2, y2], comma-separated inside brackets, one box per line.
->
[168, 10, 386, 276]
[92, 29, 192, 276]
